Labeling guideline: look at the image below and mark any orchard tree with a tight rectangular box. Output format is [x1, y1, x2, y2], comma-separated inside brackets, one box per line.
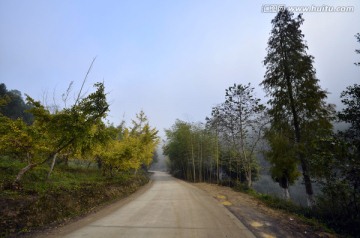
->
[261, 9, 334, 206]
[0, 116, 50, 186]
[0, 81, 110, 186]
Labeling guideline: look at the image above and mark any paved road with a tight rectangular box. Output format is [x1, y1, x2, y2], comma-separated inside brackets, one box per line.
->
[58, 171, 255, 238]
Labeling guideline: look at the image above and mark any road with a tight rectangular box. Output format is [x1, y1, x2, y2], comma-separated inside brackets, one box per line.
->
[47, 171, 255, 238]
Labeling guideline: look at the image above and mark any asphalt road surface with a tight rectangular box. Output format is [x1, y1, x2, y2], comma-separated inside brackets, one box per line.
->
[52, 171, 255, 238]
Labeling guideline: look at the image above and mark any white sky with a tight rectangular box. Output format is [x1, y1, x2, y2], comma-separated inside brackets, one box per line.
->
[1, 0, 359, 139]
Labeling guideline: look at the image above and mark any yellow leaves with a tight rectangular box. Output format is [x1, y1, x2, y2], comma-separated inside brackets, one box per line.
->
[0, 115, 50, 161]
[216, 194, 232, 206]
[98, 111, 159, 173]
[221, 201, 232, 206]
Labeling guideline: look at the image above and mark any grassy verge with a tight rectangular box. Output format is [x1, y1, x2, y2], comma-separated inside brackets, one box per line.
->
[232, 184, 336, 236]
[0, 157, 149, 237]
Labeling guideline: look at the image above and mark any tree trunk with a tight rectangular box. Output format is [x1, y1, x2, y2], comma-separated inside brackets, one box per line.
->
[300, 159, 315, 206]
[13, 163, 38, 187]
[285, 72, 314, 207]
[216, 134, 219, 184]
[191, 141, 196, 183]
[47, 153, 58, 179]
[247, 169, 252, 188]
[284, 188, 290, 200]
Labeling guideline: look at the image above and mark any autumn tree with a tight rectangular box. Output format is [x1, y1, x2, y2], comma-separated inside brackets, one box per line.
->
[0, 115, 50, 186]
[261, 9, 334, 206]
[98, 111, 159, 176]
[129, 111, 159, 172]
[0, 81, 110, 186]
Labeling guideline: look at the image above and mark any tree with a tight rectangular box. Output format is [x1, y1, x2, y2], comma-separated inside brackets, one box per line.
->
[338, 84, 360, 144]
[313, 37, 360, 235]
[355, 33, 360, 66]
[129, 110, 160, 172]
[0, 81, 110, 186]
[314, 85, 360, 234]
[98, 111, 159, 176]
[0, 115, 51, 187]
[261, 9, 334, 206]
[206, 83, 266, 187]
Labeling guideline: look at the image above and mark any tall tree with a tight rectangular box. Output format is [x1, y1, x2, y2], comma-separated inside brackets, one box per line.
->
[355, 33, 360, 66]
[261, 9, 334, 206]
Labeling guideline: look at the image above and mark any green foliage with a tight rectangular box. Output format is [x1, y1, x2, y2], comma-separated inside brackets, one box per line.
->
[164, 120, 218, 182]
[338, 84, 360, 145]
[265, 130, 300, 189]
[314, 84, 360, 236]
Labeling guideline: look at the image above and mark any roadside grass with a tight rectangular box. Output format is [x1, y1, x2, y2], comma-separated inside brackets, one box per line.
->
[233, 184, 336, 235]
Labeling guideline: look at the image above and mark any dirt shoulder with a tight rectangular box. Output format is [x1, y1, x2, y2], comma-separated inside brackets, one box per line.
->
[193, 183, 336, 238]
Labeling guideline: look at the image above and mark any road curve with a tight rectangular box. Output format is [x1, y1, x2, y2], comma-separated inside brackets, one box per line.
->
[56, 171, 255, 238]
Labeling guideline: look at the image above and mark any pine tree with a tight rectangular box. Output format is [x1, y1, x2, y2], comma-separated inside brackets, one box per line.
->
[261, 9, 334, 206]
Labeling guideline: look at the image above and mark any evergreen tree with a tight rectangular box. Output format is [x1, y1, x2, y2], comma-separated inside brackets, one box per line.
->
[261, 9, 334, 206]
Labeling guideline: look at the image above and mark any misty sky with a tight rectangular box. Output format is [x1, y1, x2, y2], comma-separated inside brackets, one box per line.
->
[1, 0, 359, 139]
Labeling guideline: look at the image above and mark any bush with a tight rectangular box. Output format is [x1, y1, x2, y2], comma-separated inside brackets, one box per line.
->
[315, 181, 360, 237]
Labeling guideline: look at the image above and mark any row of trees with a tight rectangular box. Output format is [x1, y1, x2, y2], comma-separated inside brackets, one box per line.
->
[164, 84, 267, 187]
[0, 76, 159, 187]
